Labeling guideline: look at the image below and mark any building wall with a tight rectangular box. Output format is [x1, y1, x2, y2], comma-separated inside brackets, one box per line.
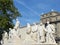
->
[57, 23, 60, 37]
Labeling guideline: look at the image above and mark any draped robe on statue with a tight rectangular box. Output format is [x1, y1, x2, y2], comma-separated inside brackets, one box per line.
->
[23, 27, 34, 45]
[2, 31, 8, 45]
[31, 24, 38, 42]
[9, 29, 21, 45]
[38, 25, 46, 43]
[23, 23, 38, 45]
[46, 24, 56, 43]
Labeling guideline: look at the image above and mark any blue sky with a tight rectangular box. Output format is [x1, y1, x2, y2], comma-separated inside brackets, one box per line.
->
[13, 0, 60, 26]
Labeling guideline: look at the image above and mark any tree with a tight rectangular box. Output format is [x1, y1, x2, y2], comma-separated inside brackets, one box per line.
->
[0, 0, 21, 39]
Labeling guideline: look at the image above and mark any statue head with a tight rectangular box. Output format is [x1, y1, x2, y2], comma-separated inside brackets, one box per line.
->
[4, 31, 7, 33]
[16, 19, 18, 21]
[47, 21, 50, 24]
[27, 23, 30, 27]
[16, 19, 20, 25]
[14, 19, 20, 30]
[16, 18, 20, 23]
[33, 22, 36, 25]
[9, 28, 12, 30]
[40, 22, 43, 25]
[3, 31, 7, 36]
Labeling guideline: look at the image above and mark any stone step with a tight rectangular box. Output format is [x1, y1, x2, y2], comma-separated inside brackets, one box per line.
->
[30, 43, 57, 45]
[22, 43, 57, 45]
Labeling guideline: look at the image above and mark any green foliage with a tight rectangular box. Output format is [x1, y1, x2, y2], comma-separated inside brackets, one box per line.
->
[0, 0, 21, 32]
[0, 15, 13, 31]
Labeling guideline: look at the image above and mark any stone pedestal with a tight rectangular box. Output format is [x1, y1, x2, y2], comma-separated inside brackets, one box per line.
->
[27, 43, 57, 45]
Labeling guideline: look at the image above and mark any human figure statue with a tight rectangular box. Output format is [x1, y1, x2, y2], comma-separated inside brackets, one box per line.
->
[38, 22, 47, 43]
[31, 23, 38, 42]
[26, 23, 31, 34]
[2, 31, 8, 45]
[46, 21, 56, 43]
[8, 19, 21, 45]
[23, 23, 34, 45]
[9, 28, 13, 39]
[9, 28, 21, 45]
[3, 31, 8, 39]
[13, 19, 20, 38]
[9, 28, 16, 39]
[14, 19, 20, 30]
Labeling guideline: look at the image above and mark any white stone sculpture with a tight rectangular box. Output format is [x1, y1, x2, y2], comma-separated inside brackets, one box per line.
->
[23, 23, 34, 45]
[38, 22, 47, 43]
[26, 23, 31, 34]
[31, 23, 38, 42]
[46, 21, 56, 43]
[3, 31, 8, 39]
[9, 28, 21, 45]
[2, 20, 57, 45]
[14, 19, 20, 30]
[8, 19, 21, 45]
[2, 31, 8, 45]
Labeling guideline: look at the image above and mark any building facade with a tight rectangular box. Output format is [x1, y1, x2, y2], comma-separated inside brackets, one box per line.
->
[40, 11, 60, 45]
